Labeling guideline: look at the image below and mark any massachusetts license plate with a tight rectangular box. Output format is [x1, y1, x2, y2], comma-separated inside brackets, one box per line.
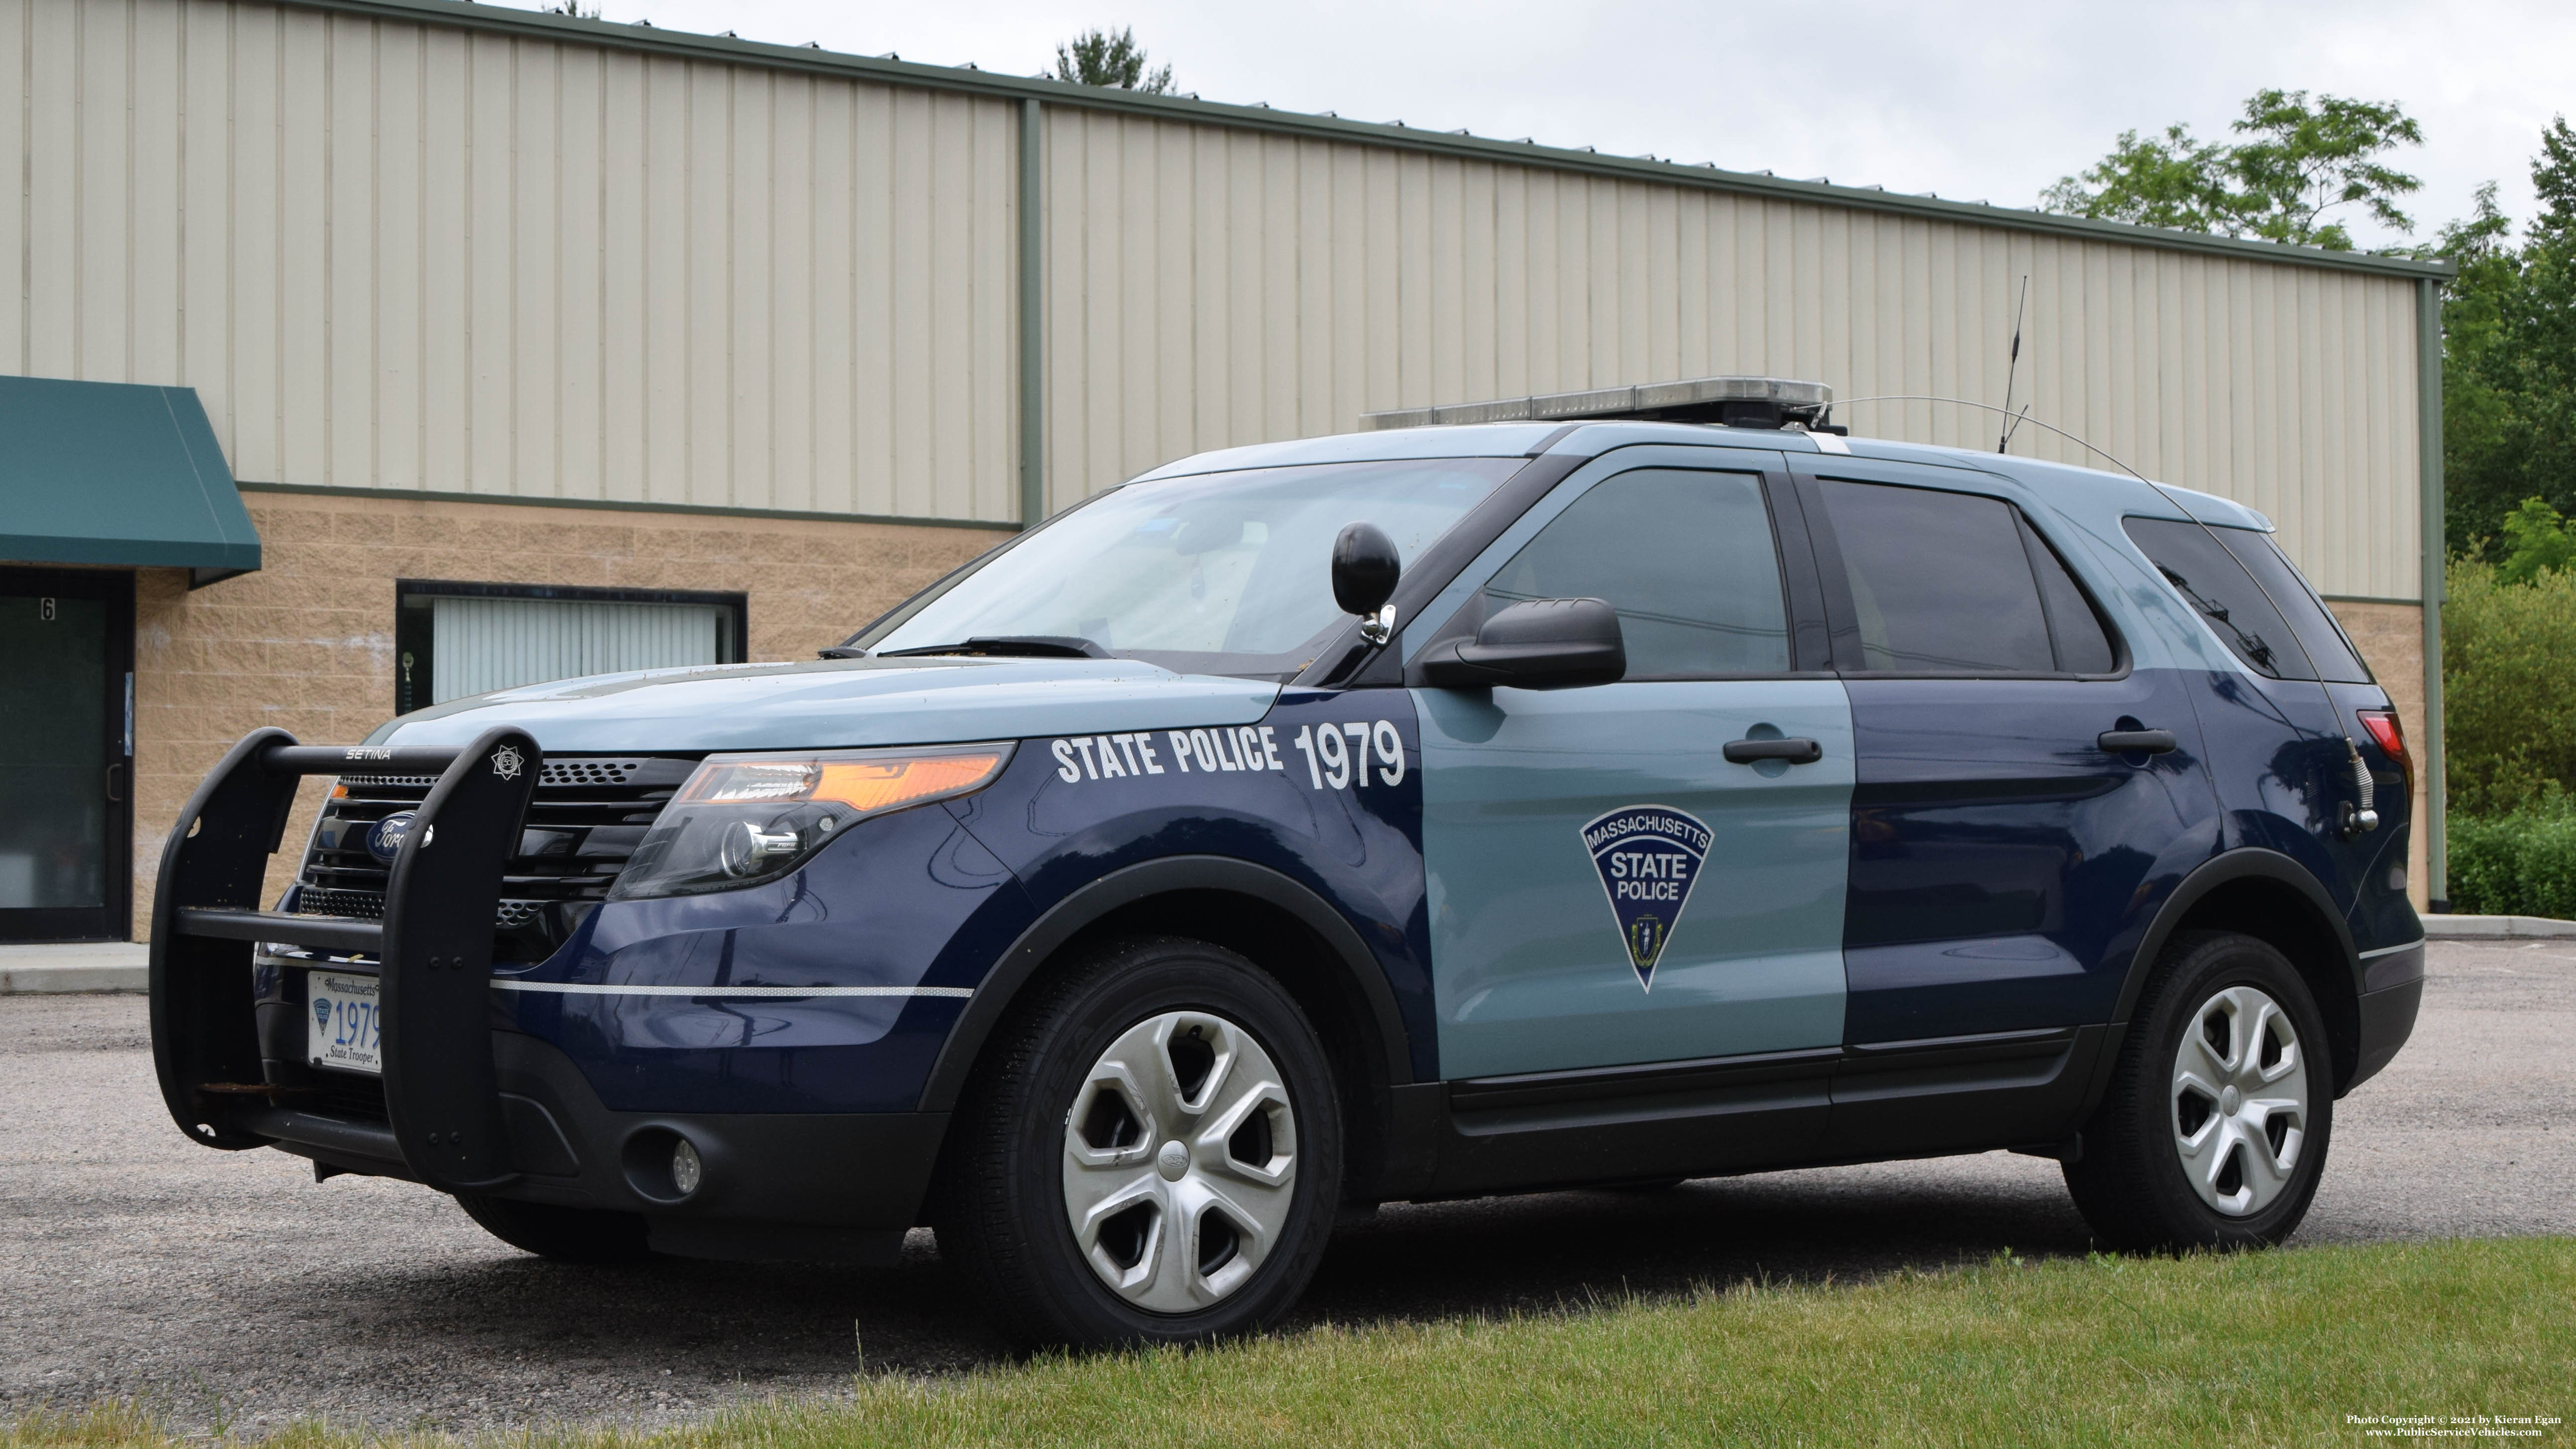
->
[308, 971, 383, 1075]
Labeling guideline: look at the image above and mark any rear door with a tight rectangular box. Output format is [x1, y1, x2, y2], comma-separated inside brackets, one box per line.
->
[1789, 458, 2221, 1152]
[1411, 449, 1852, 1083]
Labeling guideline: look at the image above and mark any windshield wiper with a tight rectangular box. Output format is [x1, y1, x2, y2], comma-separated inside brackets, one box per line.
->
[875, 635, 1112, 660]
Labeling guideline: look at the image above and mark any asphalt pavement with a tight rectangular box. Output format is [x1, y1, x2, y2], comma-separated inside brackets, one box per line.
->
[3, 938, 2569, 1437]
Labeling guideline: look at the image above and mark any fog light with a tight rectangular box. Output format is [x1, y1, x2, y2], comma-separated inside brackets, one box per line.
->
[671, 1138, 703, 1197]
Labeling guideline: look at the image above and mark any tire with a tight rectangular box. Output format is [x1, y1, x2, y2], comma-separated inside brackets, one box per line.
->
[2065, 930, 2335, 1251]
[933, 935, 1344, 1349]
[455, 1193, 654, 1263]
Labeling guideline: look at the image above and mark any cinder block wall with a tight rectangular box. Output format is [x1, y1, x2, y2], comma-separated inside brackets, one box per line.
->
[130, 492, 1000, 938]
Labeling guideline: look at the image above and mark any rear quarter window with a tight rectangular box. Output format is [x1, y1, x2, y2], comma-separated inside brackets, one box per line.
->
[2209, 528, 2375, 685]
[2121, 517, 2317, 681]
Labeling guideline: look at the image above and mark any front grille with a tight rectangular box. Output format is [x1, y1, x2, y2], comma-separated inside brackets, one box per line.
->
[295, 887, 386, 920]
[291, 754, 697, 957]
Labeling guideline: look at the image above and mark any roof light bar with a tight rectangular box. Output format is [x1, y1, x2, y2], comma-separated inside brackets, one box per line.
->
[1361, 375, 1834, 431]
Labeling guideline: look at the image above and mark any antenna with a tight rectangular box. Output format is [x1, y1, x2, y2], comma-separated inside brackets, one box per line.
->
[1834, 395, 2147, 485]
[1996, 274, 2030, 454]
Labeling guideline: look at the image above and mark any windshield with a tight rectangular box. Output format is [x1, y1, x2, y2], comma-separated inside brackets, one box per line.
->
[860, 457, 1524, 677]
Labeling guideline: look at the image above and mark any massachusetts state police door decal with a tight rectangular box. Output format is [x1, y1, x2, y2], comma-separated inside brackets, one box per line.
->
[1581, 806, 1712, 991]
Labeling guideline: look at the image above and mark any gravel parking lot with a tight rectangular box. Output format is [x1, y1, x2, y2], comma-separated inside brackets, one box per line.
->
[4, 938, 2569, 1438]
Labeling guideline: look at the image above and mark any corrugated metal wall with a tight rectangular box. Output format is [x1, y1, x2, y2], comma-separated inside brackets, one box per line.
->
[0, 0, 1022, 523]
[1040, 112, 2425, 602]
[427, 595, 726, 701]
[0, 0, 2424, 599]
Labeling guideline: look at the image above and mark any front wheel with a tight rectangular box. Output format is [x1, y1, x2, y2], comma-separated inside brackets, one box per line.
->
[933, 935, 1343, 1348]
[2065, 930, 2334, 1251]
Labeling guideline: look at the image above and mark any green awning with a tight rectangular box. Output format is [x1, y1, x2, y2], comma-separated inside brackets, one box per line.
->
[0, 374, 260, 586]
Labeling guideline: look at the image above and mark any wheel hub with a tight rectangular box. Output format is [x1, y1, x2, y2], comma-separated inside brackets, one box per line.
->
[1061, 1010, 1299, 1313]
[2169, 984, 2310, 1218]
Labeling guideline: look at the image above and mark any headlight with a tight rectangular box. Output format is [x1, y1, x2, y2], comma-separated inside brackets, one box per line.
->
[608, 743, 1014, 900]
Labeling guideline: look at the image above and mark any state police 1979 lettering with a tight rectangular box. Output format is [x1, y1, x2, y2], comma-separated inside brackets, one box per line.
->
[1051, 721, 1404, 794]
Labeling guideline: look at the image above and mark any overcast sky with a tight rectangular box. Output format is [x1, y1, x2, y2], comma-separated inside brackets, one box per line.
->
[496, 0, 2574, 252]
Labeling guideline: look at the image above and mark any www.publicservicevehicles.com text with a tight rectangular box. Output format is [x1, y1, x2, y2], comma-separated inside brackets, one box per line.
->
[2349, 1413, 2561, 1438]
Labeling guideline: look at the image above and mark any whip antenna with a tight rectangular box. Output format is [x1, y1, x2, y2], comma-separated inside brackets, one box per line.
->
[1996, 274, 2030, 453]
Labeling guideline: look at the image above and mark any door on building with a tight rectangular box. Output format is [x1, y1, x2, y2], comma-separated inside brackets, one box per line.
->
[0, 568, 134, 942]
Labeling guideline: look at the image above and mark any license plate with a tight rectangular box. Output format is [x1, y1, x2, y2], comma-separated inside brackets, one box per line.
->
[308, 971, 383, 1075]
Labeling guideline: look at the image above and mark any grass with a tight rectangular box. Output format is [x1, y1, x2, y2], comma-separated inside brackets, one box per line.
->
[9, 1238, 2573, 1448]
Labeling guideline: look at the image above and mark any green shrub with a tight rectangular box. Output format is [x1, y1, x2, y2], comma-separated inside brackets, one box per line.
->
[2443, 555, 2576, 815]
[2447, 797, 2576, 917]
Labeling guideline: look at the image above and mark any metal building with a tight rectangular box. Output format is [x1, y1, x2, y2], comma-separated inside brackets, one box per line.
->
[0, 0, 2452, 943]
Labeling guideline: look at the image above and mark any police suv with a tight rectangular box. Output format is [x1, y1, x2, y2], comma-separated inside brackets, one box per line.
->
[149, 377, 2424, 1348]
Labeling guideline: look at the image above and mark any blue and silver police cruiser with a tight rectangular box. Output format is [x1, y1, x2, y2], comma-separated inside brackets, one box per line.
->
[149, 376, 2423, 1347]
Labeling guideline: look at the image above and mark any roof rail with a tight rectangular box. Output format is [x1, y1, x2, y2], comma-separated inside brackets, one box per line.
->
[1362, 375, 1834, 431]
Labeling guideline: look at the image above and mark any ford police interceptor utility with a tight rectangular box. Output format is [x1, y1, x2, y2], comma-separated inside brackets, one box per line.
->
[149, 376, 2424, 1348]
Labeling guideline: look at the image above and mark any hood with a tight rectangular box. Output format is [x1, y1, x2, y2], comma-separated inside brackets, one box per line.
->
[369, 655, 1283, 754]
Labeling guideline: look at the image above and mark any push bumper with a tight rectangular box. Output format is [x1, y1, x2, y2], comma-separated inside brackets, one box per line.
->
[148, 727, 947, 1265]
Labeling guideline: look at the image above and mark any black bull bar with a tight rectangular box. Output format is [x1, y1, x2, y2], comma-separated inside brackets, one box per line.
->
[149, 726, 540, 1192]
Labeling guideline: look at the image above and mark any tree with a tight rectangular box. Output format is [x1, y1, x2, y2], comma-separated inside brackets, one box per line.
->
[1048, 27, 1173, 95]
[2497, 497, 2576, 584]
[2038, 124, 2237, 234]
[2428, 118, 2576, 554]
[2043, 89, 2423, 251]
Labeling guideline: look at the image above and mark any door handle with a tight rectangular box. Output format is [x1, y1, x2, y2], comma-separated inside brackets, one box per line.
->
[1723, 737, 1824, 765]
[2097, 728, 2178, 755]
[106, 761, 125, 803]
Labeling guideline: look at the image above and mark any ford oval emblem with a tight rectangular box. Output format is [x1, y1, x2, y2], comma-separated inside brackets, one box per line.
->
[367, 811, 419, 863]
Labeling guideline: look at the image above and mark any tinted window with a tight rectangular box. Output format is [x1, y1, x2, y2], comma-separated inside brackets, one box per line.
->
[2213, 528, 2374, 684]
[1816, 480, 2055, 673]
[2018, 516, 2120, 673]
[2121, 517, 2317, 680]
[1484, 469, 1790, 676]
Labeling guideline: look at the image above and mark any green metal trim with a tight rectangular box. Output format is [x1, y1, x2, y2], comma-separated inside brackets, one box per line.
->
[232, 481, 1022, 533]
[270, 0, 2453, 284]
[2318, 594, 2425, 608]
[2416, 277, 2449, 905]
[1019, 98, 1047, 530]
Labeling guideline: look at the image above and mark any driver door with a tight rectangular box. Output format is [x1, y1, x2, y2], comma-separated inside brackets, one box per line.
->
[1410, 451, 1853, 1082]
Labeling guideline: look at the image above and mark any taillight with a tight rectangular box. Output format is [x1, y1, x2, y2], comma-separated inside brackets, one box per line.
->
[2358, 709, 2410, 795]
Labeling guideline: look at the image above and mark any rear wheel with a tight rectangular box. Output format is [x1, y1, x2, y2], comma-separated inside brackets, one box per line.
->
[455, 1194, 653, 1263]
[934, 935, 1343, 1348]
[2065, 931, 2333, 1251]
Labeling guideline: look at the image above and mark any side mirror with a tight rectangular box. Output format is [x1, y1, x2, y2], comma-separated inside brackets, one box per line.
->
[1418, 598, 1626, 690]
[1332, 523, 1401, 642]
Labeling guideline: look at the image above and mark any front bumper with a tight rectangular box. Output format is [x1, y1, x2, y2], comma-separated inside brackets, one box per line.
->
[253, 1029, 945, 1265]
[148, 728, 960, 1266]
